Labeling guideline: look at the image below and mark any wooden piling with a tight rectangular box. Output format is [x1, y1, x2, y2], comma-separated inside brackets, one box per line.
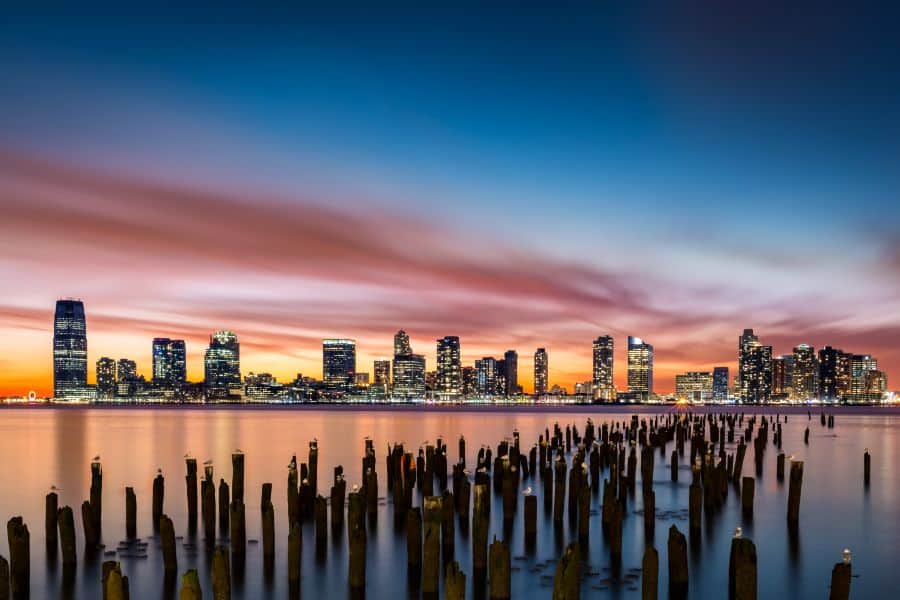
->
[231, 452, 245, 503]
[160, 514, 177, 574]
[201, 481, 215, 543]
[689, 483, 702, 535]
[407, 507, 422, 573]
[56, 505, 78, 570]
[45, 492, 58, 551]
[186, 458, 198, 530]
[667, 525, 688, 599]
[287, 523, 301, 585]
[0, 556, 8, 600]
[488, 537, 510, 600]
[864, 450, 871, 486]
[787, 460, 803, 526]
[741, 477, 755, 518]
[81, 500, 99, 547]
[445, 560, 466, 600]
[643, 490, 655, 541]
[776, 453, 785, 482]
[608, 500, 623, 560]
[6, 518, 29, 598]
[262, 498, 275, 561]
[473, 484, 489, 574]
[442, 489, 455, 561]
[90, 461, 103, 535]
[153, 472, 165, 530]
[728, 536, 757, 600]
[423, 496, 442, 597]
[218, 479, 230, 534]
[102, 560, 129, 600]
[211, 545, 231, 600]
[642, 546, 658, 600]
[670, 450, 678, 482]
[348, 513, 367, 591]
[229, 500, 246, 557]
[180, 569, 202, 600]
[829, 561, 851, 600]
[314, 495, 327, 546]
[524, 494, 537, 540]
[551, 542, 581, 600]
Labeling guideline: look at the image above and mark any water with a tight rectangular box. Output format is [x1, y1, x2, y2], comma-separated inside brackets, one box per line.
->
[0, 405, 898, 598]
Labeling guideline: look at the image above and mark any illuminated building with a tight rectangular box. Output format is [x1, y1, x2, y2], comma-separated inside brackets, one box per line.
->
[592, 335, 614, 401]
[116, 358, 140, 397]
[740, 340, 772, 403]
[475, 357, 497, 395]
[373, 360, 391, 387]
[204, 331, 241, 399]
[864, 370, 887, 402]
[394, 330, 412, 356]
[849, 354, 878, 403]
[96, 357, 116, 400]
[503, 350, 519, 396]
[152, 338, 186, 387]
[533, 348, 548, 396]
[675, 371, 713, 402]
[323, 339, 356, 392]
[627, 336, 653, 399]
[818, 346, 845, 401]
[436, 336, 462, 397]
[772, 355, 793, 398]
[53, 299, 89, 400]
[355, 372, 370, 386]
[712, 366, 729, 403]
[462, 366, 477, 397]
[791, 344, 818, 401]
[244, 372, 283, 400]
[392, 353, 426, 398]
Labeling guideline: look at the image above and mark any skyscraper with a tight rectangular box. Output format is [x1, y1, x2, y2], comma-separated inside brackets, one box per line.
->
[592, 335, 614, 401]
[533, 348, 548, 396]
[675, 371, 713, 402]
[737, 328, 758, 400]
[503, 349, 519, 396]
[791, 344, 818, 401]
[475, 357, 498, 395]
[323, 339, 356, 392]
[818, 346, 842, 401]
[53, 299, 88, 400]
[436, 336, 462, 397]
[712, 366, 729, 403]
[204, 331, 241, 399]
[772, 355, 793, 398]
[116, 358, 139, 397]
[152, 338, 187, 386]
[394, 330, 412, 357]
[374, 359, 391, 387]
[462, 366, 477, 397]
[96, 357, 116, 400]
[627, 336, 653, 399]
[849, 354, 878, 403]
[741, 340, 772, 403]
[392, 353, 426, 398]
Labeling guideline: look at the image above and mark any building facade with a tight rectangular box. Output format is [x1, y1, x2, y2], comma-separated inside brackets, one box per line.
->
[503, 349, 519, 396]
[436, 336, 462, 397]
[53, 299, 89, 400]
[772, 355, 793, 398]
[96, 357, 117, 400]
[675, 371, 713, 402]
[152, 338, 187, 386]
[323, 339, 356, 392]
[392, 353, 426, 398]
[592, 335, 615, 401]
[204, 331, 241, 399]
[475, 357, 498, 396]
[791, 344, 818, 401]
[741, 340, 772, 403]
[627, 336, 653, 399]
[712, 366, 729, 403]
[533, 348, 548, 396]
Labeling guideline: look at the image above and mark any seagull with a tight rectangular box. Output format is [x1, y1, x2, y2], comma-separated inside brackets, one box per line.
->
[184, 453, 192, 459]
[157, 468, 163, 475]
[522, 486, 532, 495]
[92, 455, 101, 462]
[203, 459, 213, 466]
[50, 485, 59, 491]
[234, 448, 243, 454]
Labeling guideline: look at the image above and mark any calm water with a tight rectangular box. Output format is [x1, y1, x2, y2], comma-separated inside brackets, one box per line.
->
[0, 405, 898, 598]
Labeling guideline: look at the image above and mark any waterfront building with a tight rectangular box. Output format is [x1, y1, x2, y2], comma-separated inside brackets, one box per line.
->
[592, 335, 614, 401]
[53, 299, 89, 400]
[152, 338, 186, 387]
[849, 354, 878, 403]
[475, 357, 498, 396]
[436, 336, 462, 397]
[712, 366, 729, 403]
[244, 372, 283, 401]
[373, 360, 391, 387]
[116, 358, 140, 397]
[503, 350, 519, 396]
[627, 336, 653, 399]
[204, 331, 241, 399]
[791, 344, 818, 401]
[323, 339, 356, 392]
[462, 366, 477, 397]
[741, 340, 772, 403]
[533, 348, 548, 395]
[818, 346, 846, 401]
[394, 330, 412, 356]
[772, 355, 793, 398]
[675, 371, 713, 402]
[392, 353, 426, 398]
[96, 357, 116, 400]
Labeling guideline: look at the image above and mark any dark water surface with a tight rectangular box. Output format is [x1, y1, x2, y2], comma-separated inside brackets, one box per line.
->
[0, 405, 898, 598]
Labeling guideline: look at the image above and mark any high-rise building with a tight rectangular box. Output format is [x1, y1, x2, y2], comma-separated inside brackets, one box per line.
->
[392, 353, 426, 398]
[737, 328, 758, 401]
[53, 299, 88, 400]
[496, 359, 507, 396]
[373, 360, 391, 387]
[394, 330, 412, 357]
[204, 331, 241, 399]
[323, 339, 356, 392]
[849, 354, 878, 403]
[712, 366, 729, 403]
[96, 357, 116, 400]
[864, 370, 887, 402]
[152, 338, 187, 386]
[116, 358, 139, 397]
[627, 336, 653, 399]
[503, 350, 519, 396]
[818, 346, 845, 401]
[675, 371, 713, 402]
[592, 336, 614, 401]
[462, 366, 477, 397]
[771, 355, 793, 398]
[791, 344, 818, 401]
[475, 357, 498, 395]
[533, 348, 548, 396]
[740, 340, 772, 403]
[836, 351, 853, 398]
[436, 336, 462, 397]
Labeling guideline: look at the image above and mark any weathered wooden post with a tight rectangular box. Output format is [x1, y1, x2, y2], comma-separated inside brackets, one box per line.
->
[152, 471, 165, 531]
[608, 500, 623, 561]
[229, 500, 246, 559]
[0, 556, 8, 600]
[44, 491, 58, 553]
[442, 489, 455, 561]
[524, 494, 537, 542]
[864, 450, 871, 486]
[643, 490, 655, 541]
[787, 460, 803, 526]
[348, 515, 367, 592]
[102, 560, 129, 600]
[670, 450, 678, 482]
[407, 507, 422, 577]
[553, 458, 566, 523]
[804, 427, 809, 445]
[287, 523, 301, 586]
[6, 518, 29, 598]
[689, 482, 702, 536]
[445, 560, 466, 600]
[488, 537, 510, 600]
[552, 542, 581, 600]
[57, 506, 77, 566]
[218, 479, 230, 534]
[123, 487, 136, 540]
[160, 514, 177, 574]
[642, 546, 658, 600]
[776, 452, 785, 482]
[473, 484, 489, 575]
[728, 531, 757, 600]
[81, 500, 99, 547]
[423, 496, 442, 597]
[741, 477, 755, 518]
[308, 440, 319, 496]
[211, 545, 230, 600]
[262, 497, 275, 563]
[231, 451, 245, 503]
[667, 525, 688, 600]
[314, 495, 327, 547]
[180, 569, 202, 600]
[202, 480, 215, 543]
[186, 457, 198, 531]
[90, 460, 103, 535]
[829, 552, 851, 600]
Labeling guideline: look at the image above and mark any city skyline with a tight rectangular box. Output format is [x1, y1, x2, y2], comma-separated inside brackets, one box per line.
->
[2, 6, 900, 396]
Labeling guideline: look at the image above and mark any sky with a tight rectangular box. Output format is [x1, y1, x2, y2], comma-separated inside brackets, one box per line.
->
[1, 4, 899, 396]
